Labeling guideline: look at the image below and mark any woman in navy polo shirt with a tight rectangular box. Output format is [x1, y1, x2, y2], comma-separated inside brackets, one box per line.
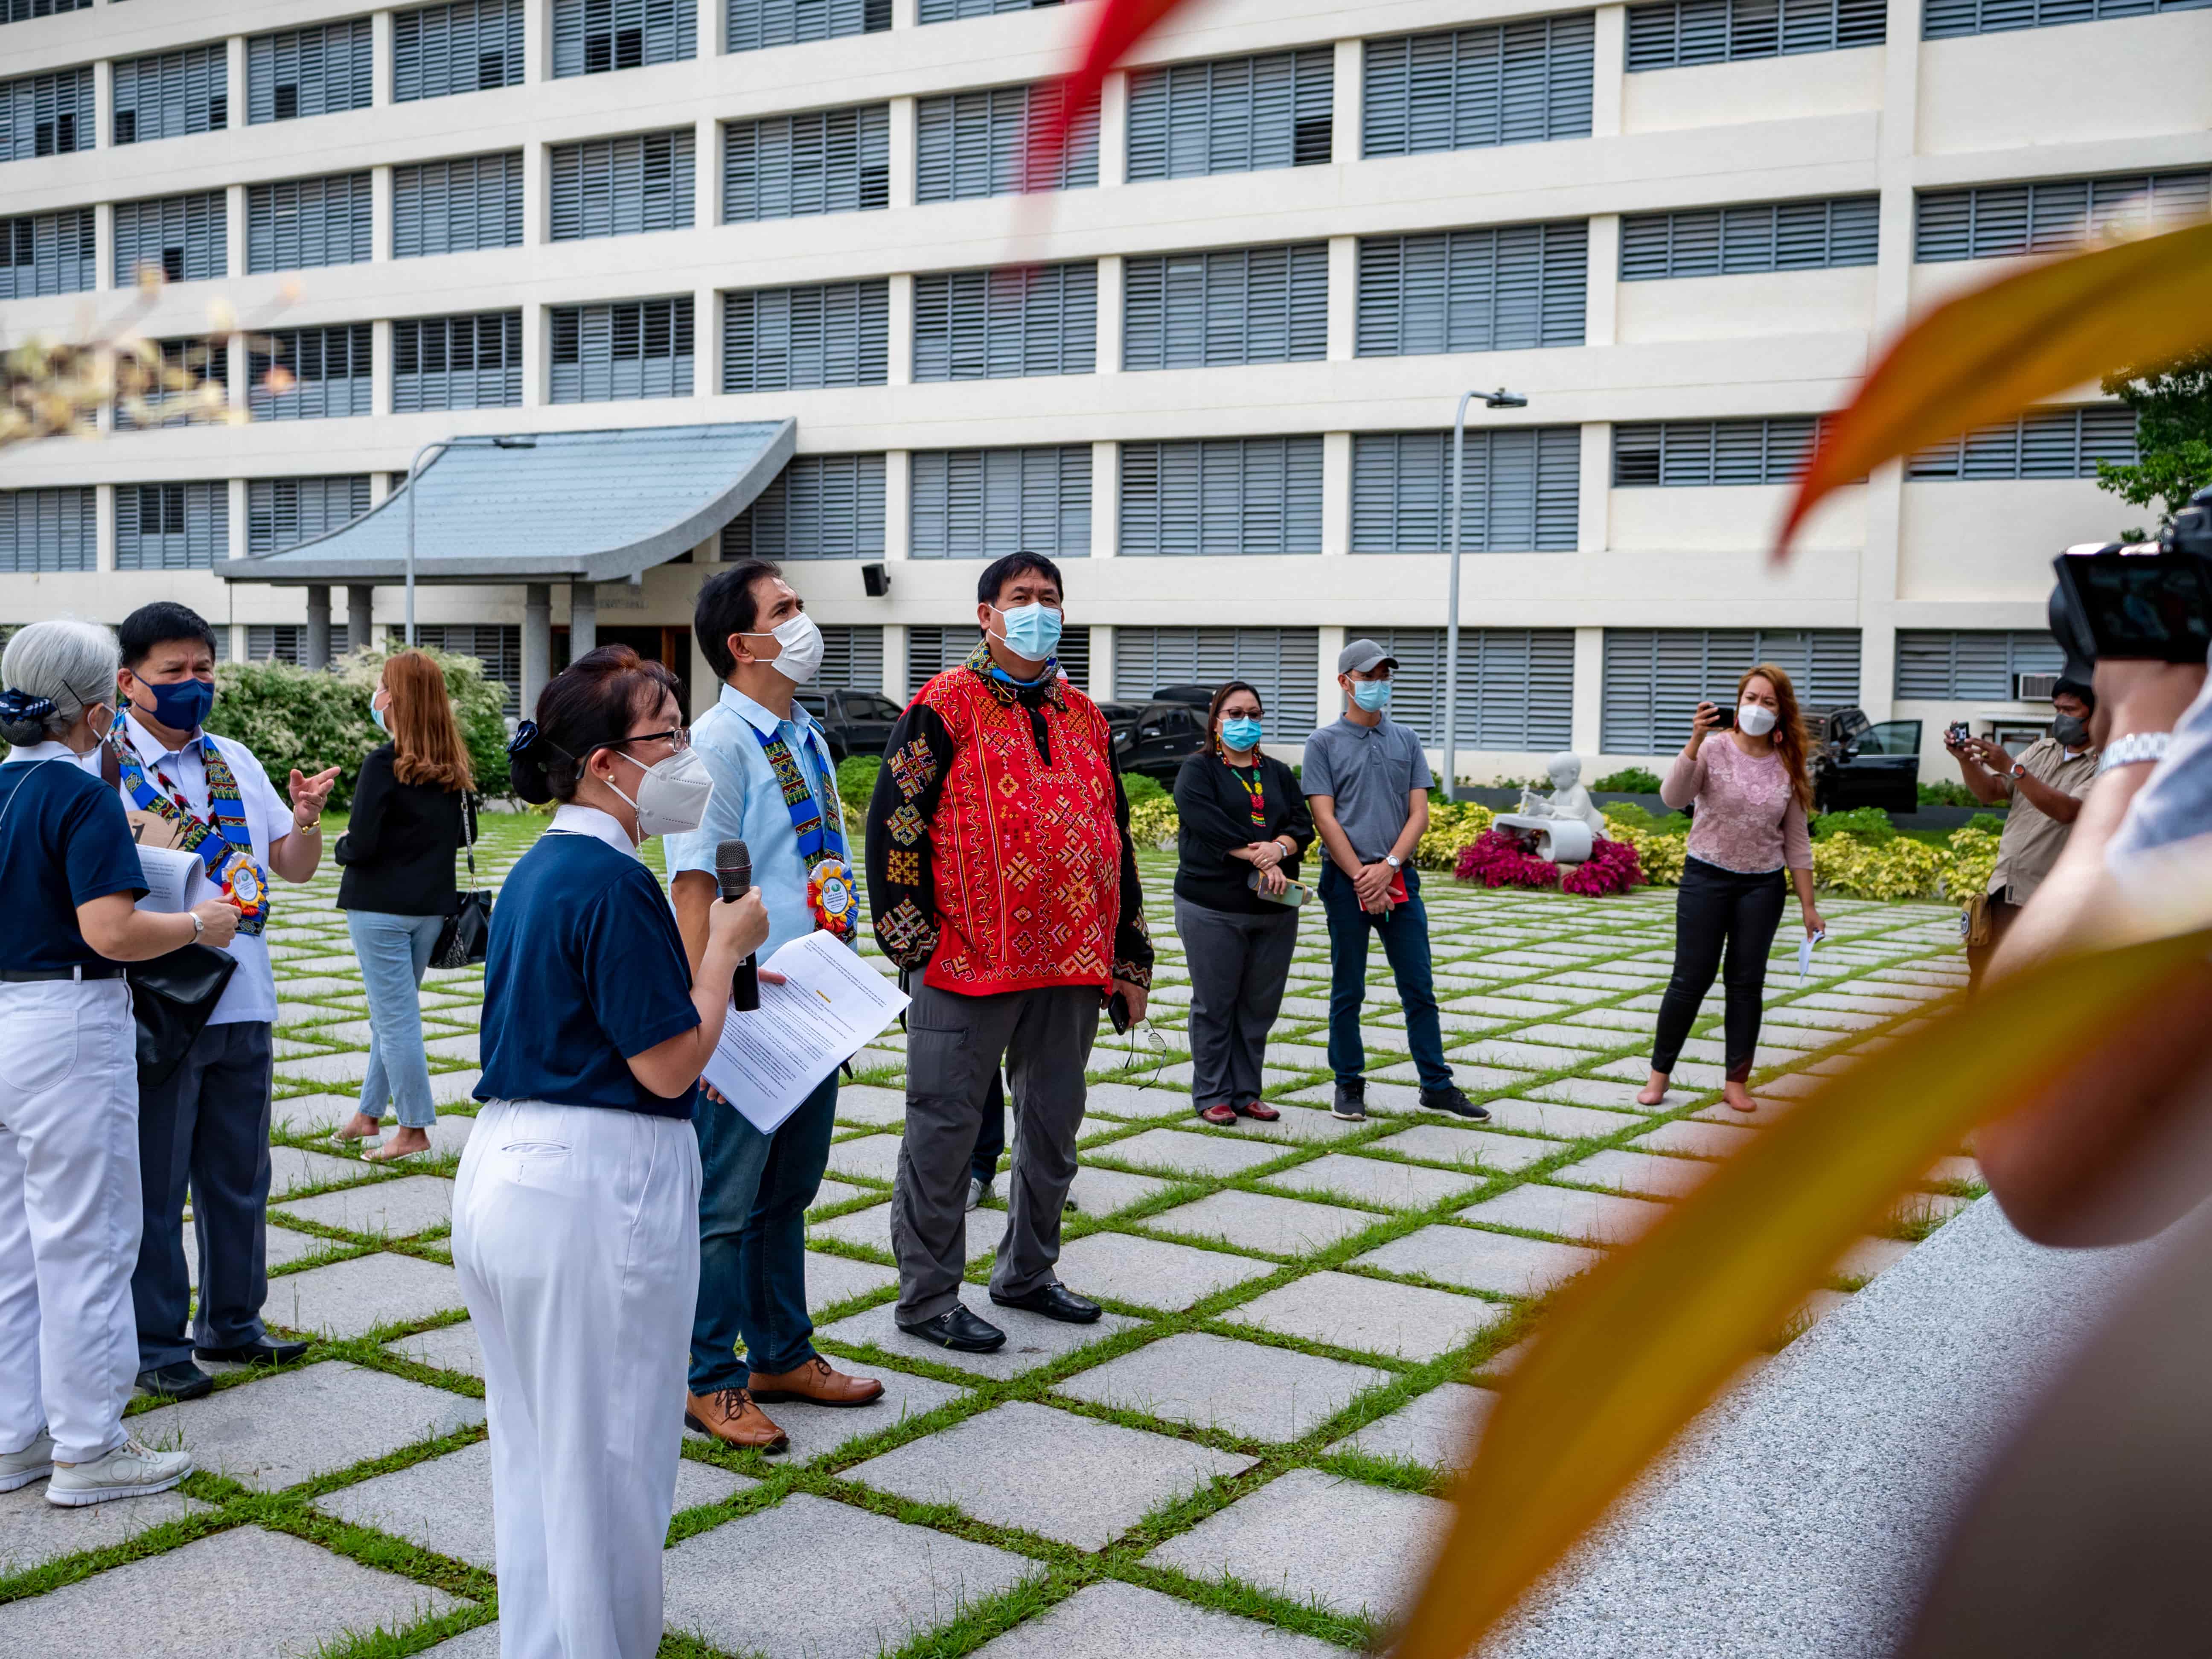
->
[0, 621, 239, 1509]
[453, 645, 765, 1659]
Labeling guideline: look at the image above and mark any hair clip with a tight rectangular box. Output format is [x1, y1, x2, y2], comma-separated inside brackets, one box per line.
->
[505, 719, 540, 757]
[0, 689, 56, 724]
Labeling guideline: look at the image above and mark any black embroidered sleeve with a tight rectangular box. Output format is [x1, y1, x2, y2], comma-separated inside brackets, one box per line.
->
[864, 699, 956, 972]
[1108, 761, 1155, 988]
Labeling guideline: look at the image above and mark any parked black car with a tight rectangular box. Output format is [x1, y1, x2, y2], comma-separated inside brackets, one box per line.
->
[1810, 706, 1922, 813]
[794, 687, 906, 763]
[1103, 700, 1211, 781]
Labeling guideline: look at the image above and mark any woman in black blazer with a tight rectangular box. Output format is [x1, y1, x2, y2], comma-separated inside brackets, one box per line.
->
[332, 650, 473, 1162]
[1171, 681, 1314, 1127]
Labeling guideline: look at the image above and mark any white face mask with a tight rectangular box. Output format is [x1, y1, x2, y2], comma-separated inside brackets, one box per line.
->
[606, 746, 714, 840]
[1737, 702, 1778, 736]
[745, 613, 824, 686]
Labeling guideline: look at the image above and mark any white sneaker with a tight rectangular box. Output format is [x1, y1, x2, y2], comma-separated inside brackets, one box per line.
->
[46, 1438, 192, 1507]
[966, 1176, 988, 1212]
[0, 1432, 53, 1492]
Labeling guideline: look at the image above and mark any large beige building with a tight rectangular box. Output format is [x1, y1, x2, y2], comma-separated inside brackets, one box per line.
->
[2, 0, 2207, 780]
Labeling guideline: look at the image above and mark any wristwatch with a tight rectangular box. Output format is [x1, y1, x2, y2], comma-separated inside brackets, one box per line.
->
[189, 910, 204, 939]
[2008, 761, 2028, 780]
[1383, 855, 1403, 870]
[2098, 731, 2173, 774]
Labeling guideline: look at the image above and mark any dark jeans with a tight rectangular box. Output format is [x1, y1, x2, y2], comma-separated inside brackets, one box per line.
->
[1653, 856, 1789, 1083]
[1318, 862, 1450, 1091]
[133, 1019, 275, 1369]
[689, 1069, 838, 1391]
[969, 1071, 1007, 1186]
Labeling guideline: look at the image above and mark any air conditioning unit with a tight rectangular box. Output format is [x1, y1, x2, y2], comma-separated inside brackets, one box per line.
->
[2014, 671, 2059, 701]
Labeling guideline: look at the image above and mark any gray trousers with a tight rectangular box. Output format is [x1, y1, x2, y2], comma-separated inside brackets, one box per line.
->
[1176, 896, 1300, 1111]
[892, 982, 1099, 1324]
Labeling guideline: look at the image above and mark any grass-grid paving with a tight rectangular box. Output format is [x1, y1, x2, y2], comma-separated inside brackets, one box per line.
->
[0, 820, 1978, 1659]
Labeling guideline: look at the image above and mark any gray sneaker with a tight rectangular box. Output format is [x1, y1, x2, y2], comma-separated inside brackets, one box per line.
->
[1331, 1080, 1368, 1121]
[0, 1432, 52, 1493]
[47, 1438, 192, 1507]
[966, 1176, 990, 1212]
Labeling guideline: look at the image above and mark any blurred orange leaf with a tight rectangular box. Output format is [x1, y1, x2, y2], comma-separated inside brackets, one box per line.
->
[1025, 0, 1188, 192]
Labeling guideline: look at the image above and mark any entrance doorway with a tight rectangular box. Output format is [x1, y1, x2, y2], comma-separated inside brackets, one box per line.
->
[598, 624, 689, 708]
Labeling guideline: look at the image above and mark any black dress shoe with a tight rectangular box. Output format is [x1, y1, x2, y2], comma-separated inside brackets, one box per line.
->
[990, 1283, 1101, 1324]
[1419, 1085, 1492, 1121]
[137, 1360, 213, 1400]
[897, 1305, 1007, 1353]
[193, 1338, 310, 1366]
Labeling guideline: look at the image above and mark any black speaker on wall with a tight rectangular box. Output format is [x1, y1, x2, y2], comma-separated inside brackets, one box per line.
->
[860, 562, 891, 597]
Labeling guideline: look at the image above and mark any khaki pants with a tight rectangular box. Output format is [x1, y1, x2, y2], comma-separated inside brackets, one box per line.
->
[1966, 896, 2023, 992]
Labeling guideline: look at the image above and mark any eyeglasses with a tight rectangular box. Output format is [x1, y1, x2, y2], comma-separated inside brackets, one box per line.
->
[612, 726, 691, 753]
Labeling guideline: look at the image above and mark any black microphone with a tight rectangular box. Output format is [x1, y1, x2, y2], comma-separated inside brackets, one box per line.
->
[715, 839, 761, 1012]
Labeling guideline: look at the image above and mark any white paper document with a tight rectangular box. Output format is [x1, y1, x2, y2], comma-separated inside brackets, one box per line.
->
[702, 929, 909, 1135]
[1796, 930, 1824, 984]
[134, 845, 214, 915]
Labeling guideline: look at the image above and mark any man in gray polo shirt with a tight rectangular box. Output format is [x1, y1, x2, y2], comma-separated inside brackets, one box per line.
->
[1303, 640, 1487, 1123]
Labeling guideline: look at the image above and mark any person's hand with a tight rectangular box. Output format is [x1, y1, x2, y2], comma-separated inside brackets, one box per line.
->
[288, 765, 339, 830]
[1352, 861, 1393, 907]
[760, 968, 787, 986]
[2093, 658, 2208, 748]
[191, 897, 239, 948]
[1943, 727, 1971, 757]
[1802, 904, 1825, 940]
[1112, 978, 1148, 1025]
[1966, 739, 2013, 773]
[708, 886, 770, 962]
[1248, 840, 1281, 870]
[1257, 864, 1288, 897]
[1689, 702, 1718, 751]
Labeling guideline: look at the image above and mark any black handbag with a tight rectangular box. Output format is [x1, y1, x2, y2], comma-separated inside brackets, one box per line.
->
[129, 942, 239, 1087]
[432, 793, 492, 969]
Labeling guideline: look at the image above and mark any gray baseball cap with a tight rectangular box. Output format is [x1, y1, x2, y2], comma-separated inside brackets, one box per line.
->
[1337, 638, 1397, 676]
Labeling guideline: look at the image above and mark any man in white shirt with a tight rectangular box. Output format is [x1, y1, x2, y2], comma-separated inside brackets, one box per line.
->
[111, 604, 338, 1401]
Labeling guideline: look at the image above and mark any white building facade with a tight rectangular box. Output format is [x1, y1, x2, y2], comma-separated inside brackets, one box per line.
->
[2, 0, 2208, 780]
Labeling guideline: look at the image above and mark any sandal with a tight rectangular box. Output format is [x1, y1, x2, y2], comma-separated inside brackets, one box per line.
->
[1234, 1098, 1281, 1122]
[1196, 1103, 1238, 1126]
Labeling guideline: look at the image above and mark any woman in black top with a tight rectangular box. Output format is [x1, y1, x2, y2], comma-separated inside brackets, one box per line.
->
[1171, 681, 1314, 1126]
[333, 650, 473, 1162]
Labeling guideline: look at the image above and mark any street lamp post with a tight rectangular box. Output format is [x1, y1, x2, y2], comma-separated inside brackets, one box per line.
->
[1444, 387, 1528, 801]
[403, 434, 537, 647]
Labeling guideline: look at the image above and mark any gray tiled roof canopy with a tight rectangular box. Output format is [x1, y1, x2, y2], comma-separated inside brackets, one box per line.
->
[219, 420, 796, 585]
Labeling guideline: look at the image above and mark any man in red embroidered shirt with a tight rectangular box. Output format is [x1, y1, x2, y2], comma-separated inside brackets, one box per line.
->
[865, 553, 1152, 1353]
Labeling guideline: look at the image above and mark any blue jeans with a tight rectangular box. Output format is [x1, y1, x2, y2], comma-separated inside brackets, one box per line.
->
[348, 910, 444, 1129]
[689, 1070, 838, 1391]
[1318, 862, 1451, 1091]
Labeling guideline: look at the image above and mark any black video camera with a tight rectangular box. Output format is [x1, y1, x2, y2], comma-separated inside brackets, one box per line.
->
[2049, 484, 2212, 678]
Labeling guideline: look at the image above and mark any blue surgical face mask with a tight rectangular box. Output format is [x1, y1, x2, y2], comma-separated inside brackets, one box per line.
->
[991, 602, 1063, 664]
[1220, 716, 1264, 752]
[136, 673, 215, 733]
[1350, 679, 1391, 714]
[370, 701, 388, 734]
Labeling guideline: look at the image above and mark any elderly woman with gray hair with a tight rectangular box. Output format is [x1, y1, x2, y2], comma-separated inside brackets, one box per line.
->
[0, 620, 235, 1508]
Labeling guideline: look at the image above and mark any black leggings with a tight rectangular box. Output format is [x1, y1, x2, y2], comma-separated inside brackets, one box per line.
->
[1653, 856, 1788, 1083]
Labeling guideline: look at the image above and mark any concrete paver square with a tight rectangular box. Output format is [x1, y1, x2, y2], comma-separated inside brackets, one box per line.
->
[1357, 1225, 1602, 1298]
[971, 1578, 1348, 1658]
[1141, 1190, 1377, 1257]
[0, 1524, 458, 1659]
[661, 1493, 1036, 1659]
[383, 1320, 484, 1378]
[0, 1483, 210, 1575]
[274, 1174, 453, 1239]
[1368, 1124, 1566, 1173]
[825, 1133, 905, 1182]
[1458, 1182, 1670, 1245]
[832, 1085, 907, 1126]
[1067, 1164, 1174, 1215]
[1225, 1270, 1506, 1361]
[1142, 1467, 1445, 1622]
[845, 1400, 1252, 1549]
[800, 1248, 899, 1313]
[1446, 1039, 1596, 1071]
[1054, 1331, 1389, 1444]
[263, 1251, 466, 1338]
[1594, 1055, 1725, 1090]
[818, 1301, 1145, 1380]
[809, 1200, 894, 1254]
[271, 1144, 376, 1196]
[1476, 1096, 1643, 1140]
[1095, 1128, 1289, 1179]
[1331, 1381, 1497, 1473]
[1553, 1147, 1715, 1199]
[1527, 1077, 1667, 1111]
[1052, 1232, 1278, 1311]
[700, 1368, 970, 1464]
[1260, 1153, 1483, 1211]
[1635, 1116, 1758, 1159]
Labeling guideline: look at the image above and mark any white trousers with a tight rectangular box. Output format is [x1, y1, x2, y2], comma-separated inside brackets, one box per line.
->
[453, 1099, 702, 1659]
[0, 978, 141, 1464]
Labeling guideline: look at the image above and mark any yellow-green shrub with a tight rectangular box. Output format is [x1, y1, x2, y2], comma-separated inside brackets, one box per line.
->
[1812, 832, 1951, 900]
[1416, 800, 1496, 870]
[1941, 825, 2000, 903]
[1611, 827, 1687, 886]
[1127, 796, 1181, 851]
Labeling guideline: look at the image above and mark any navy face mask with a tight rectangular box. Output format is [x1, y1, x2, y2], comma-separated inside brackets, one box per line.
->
[135, 674, 215, 733]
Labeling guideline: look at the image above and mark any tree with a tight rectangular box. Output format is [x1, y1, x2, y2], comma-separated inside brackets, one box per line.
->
[2097, 348, 2212, 538]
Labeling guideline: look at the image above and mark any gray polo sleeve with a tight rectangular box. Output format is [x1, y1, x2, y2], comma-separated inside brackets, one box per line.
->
[1301, 727, 1338, 800]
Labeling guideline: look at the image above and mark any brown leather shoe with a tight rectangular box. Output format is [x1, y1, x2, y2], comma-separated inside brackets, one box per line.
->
[748, 1355, 884, 1408]
[684, 1386, 788, 1452]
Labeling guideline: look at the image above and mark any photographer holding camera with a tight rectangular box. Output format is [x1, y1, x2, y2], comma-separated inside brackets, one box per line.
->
[1944, 682, 2099, 989]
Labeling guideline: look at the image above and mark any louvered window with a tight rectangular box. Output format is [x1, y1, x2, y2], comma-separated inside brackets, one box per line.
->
[817, 626, 885, 693]
[1113, 627, 1321, 739]
[403, 623, 522, 710]
[0, 207, 95, 298]
[1352, 429, 1581, 553]
[723, 281, 889, 393]
[724, 105, 890, 221]
[1363, 628, 1576, 749]
[727, 0, 890, 51]
[3, 1, 95, 23]
[912, 263, 1096, 381]
[121, 338, 230, 430]
[1907, 405, 2138, 478]
[721, 454, 886, 559]
[393, 152, 524, 257]
[906, 625, 982, 692]
[394, 312, 522, 411]
[1601, 628, 1861, 751]
[1895, 631, 2065, 699]
[248, 20, 372, 124]
[1613, 417, 1832, 486]
[552, 0, 696, 75]
[910, 446, 1092, 559]
[396, 0, 527, 100]
[1126, 47, 1335, 180]
[1915, 171, 2212, 262]
[247, 624, 350, 667]
[0, 67, 90, 161]
[1624, 0, 1886, 68]
[1621, 195, 1878, 279]
[250, 325, 374, 421]
[550, 298, 694, 402]
[1119, 437, 1324, 556]
[915, 83, 1098, 201]
[1123, 244, 1328, 371]
[116, 482, 227, 571]
[551, 131, 695, 240]
[920, 0, 1060, 19]
[1926, 0, 2205, 36]
[114, 191, 226, 285]
[1356, 222, 1587, 355]
[0, 488, 94, 573]
[110, 48, 223, 146]
[248, 173, 373, 272]
[1362, 17, 1594, 157]
[247, 475, 371, 556]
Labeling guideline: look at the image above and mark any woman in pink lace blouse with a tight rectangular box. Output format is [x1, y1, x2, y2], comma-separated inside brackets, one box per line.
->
[1639, 664, 1824, 1113]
